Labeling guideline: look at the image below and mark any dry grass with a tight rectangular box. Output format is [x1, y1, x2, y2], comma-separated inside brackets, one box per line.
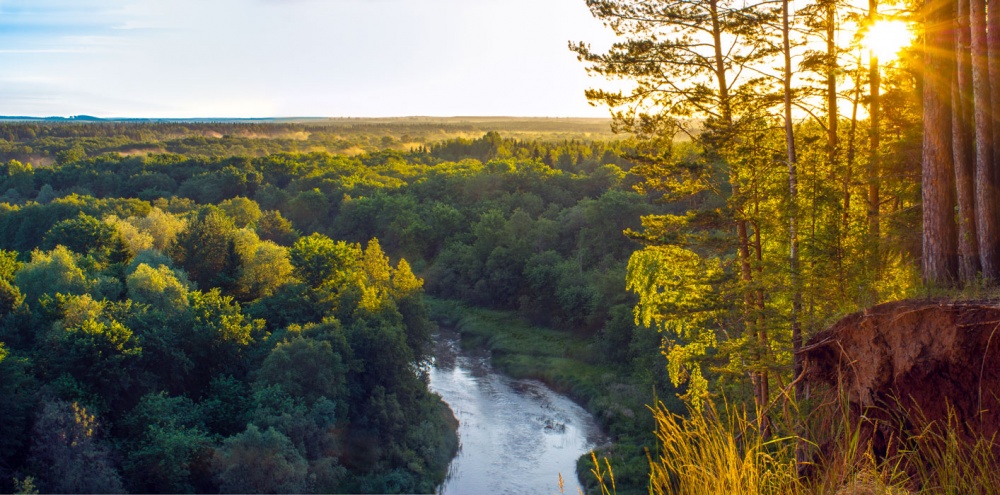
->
[589, 397, 1000, 495]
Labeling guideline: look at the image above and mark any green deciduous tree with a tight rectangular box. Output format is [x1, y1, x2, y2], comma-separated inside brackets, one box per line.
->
[43, 212, 130, 264]
[212, 424, 308, 494]
[15, 246, 92, 305]
[28, 400, 125, 494]
[219, 196, 263, 228]
[256, 209, 299, 246]
[127, 263, 190, 317]
[290, 233, 359, 289]
[169, 208, 238, 290]
[121, 393, 212, 494]
[232, 228, 294, 301]
[0, 344, 37, 467]
[256, 336, 348, 407]
[131, 207, 187, 252]
[626, 245, 723, 408]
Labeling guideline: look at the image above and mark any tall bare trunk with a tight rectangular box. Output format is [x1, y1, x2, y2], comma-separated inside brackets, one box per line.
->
[841, 59, 863, 299]
[827, 0, 839, 171]
[973, 0, 998, 279]
[783, 0, 806, 471]
[954, 0, 980, 283]
[710, 0, 768, 430]
[868, 0, 882, 289]
[783, 0, 802, 399]
[923, 0, 959, 285]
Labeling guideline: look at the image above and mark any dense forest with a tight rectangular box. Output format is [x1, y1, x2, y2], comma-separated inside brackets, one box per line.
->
[571, 0, 1000, 492]
[3, 0, 998, 489]
[0, 121, 682, 493]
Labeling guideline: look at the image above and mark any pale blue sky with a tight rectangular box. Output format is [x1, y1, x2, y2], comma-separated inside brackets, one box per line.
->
[0, 0, 617, 118]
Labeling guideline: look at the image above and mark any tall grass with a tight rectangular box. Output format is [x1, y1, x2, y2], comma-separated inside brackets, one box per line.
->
[904, 408, 1000, 494]
[645, 402, 800, 495]
[590, 396, 1000, 495]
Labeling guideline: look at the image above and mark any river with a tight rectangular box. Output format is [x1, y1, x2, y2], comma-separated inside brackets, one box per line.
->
[427, 327, 608, 495]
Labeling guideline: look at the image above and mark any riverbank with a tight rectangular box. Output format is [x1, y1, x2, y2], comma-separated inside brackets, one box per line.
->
[426, 297, 682, 494]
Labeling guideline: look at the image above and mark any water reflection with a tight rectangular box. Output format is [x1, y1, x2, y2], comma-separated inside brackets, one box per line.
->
[428, 327, 607, 495]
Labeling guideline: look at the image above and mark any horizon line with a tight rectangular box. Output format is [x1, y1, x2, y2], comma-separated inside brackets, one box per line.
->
[0, 115, 613, 122]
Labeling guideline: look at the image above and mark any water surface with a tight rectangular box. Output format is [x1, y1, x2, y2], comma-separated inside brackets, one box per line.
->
[428, 327, 607, 495]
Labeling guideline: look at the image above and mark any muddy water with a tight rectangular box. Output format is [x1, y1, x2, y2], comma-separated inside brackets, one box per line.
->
[428, 327, 608, 495]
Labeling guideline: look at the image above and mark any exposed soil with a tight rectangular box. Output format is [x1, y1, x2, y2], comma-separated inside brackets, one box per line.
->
[801, 299, 1000, 456]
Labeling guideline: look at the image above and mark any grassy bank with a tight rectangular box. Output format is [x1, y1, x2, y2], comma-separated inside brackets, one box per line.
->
[427, 297, 608, 400]
[426, 297, 681, 494]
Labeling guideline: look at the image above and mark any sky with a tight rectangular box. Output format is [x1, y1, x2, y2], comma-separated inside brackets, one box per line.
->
[0, 0, 619, 118]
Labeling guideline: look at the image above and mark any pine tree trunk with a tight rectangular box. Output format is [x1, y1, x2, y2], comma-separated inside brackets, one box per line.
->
[923, 0, 959, 286]
[841, 61, 863, 298]
[708, 0, 769, 427]
[783, 0, 806, 471]
[973, 0, 998, 279]
[783, 0, 802, 399]
[954, 0, 980, 283]
[827, 0, 839, 172]
[868, 0, 882, 286]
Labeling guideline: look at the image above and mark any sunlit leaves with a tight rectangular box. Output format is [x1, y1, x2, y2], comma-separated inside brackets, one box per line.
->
[627, 245, 722, 333]
[627, 245, 723, 407]
[290, 233, 359, 290]
[15, 246, 92, 305]
[131, 207, 187, 252]
[127, 263, 190, 316]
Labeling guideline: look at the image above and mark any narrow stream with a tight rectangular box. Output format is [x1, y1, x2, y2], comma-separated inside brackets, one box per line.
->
[428, 327, 608, 495]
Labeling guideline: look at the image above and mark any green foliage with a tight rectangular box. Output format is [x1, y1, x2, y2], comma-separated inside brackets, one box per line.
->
[11, 476, 38, 495]
[2, 159, 35, 199]
[198, 375, 253, 437]
[14, 246, 92, 305]
[46, 305, 143, 406]
[212, 424, 308, 494]
[256, 209, 298, 245]
[131, 207, 186, 252]
[169, 208, 238, 290]
[105, 214, 155, 254]
[284, 188, 330, 233]
[0, 249, 21, 281]
[0, 278, 25, 317]
[121, 393, 212, 493]
[184, 289, 259, 388]
[124, 424, 212, 494]
[0, 123, 648, 493]
[626, 245, 724, 407]
[231, 229, 294, 300]
[127, 263, 190, 316]
[290, 233, 359, 289]
[43, 212, 129, 264]
[28, 400, 125, 494]
[256, 336, 348, 407]
[218, 196, 262, 228]
[0, 344, 37, 465]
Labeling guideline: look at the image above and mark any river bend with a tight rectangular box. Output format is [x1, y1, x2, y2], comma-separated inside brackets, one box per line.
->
[428, 327, 607, 495]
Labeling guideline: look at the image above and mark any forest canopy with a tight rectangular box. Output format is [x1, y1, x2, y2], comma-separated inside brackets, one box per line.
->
[0, 121, 678, 493]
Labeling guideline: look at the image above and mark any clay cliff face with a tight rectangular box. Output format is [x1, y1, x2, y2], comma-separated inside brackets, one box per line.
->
[801, 300, 1000, 455]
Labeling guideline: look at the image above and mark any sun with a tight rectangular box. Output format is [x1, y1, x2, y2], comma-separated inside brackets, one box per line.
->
[863, 19, 913, 61]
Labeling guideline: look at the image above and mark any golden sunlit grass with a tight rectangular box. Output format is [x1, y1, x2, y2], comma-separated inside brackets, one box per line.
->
[644, 403, 801, 495]
[588, 398, 1000, 495]
[863, 19, 914, 62]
